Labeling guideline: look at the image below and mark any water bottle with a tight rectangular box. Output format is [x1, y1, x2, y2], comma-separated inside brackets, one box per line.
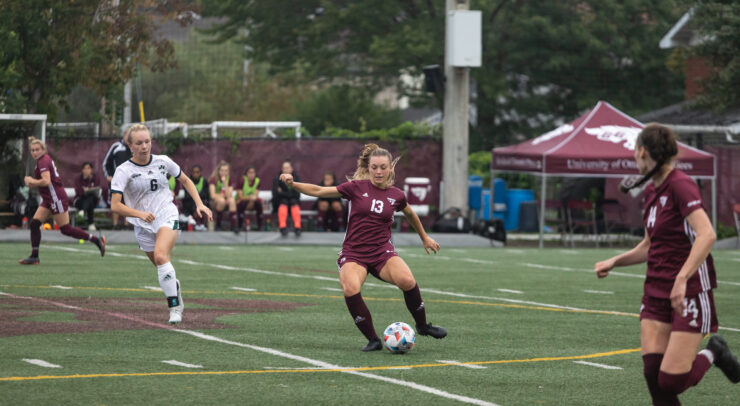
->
[246, 217, 251, 231]
[265, 217, 272, 231]
[22, 217, 28, 229]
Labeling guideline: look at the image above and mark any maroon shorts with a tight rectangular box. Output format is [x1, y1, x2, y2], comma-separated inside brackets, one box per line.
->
[640, 290, 718, 334]
[40, 194, 69, 215]
[337, 247, 399, 281]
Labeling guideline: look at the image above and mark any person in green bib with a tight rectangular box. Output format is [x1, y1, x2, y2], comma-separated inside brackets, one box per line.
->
[181, 165, 210, 230]
[236, 166, 264, 231]
[209, 161, 238, 233]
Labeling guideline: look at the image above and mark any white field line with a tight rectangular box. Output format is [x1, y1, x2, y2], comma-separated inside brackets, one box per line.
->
[264, 366, 332, 370]
[276, 247, 295, 251]
[49, 285, 72, 290]
[142, 286, 163, 292]
[437, 360, 488, 370]
[161, 360, 203, 368]
[320, 287, 343, 292]
[558, 250, 580, 255]
[22, 359, 62, 368]
[497, 289, 523, 294]
[218, 247, 235, 250]
[583, 290, 614, 295]
[572, 360, 622, 370]
[505, 249, 525, 254]
[43, 246, 740, 334]
[231, 287, 257, 292]
[0, 290, 499, 406]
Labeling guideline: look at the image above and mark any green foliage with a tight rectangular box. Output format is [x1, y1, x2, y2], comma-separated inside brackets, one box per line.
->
[716, 222, 738, 240]
[687, 1, 740, 111]
[202, 0, 684, 151]
[288, 85, 403, 135]
[468, 150, 492, 187]
[0, 0, 197, 118]
[319, 121, 440, 140]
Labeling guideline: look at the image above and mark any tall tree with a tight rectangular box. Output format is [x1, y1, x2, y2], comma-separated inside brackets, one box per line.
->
[687, 1, 740, 111]
[202, 0, 684, 148]
[0, 0, 197, 118]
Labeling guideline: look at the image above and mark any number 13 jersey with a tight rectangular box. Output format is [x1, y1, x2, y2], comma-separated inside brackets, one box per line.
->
[111, 154, 181, 229]
[337, 179, 407, 256]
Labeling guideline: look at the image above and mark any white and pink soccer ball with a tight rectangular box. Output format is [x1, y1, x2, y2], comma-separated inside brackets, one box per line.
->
[383, 322, 415, 354]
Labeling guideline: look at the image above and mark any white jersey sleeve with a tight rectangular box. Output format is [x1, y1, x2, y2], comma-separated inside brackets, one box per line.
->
[161, 155, 182, 179]
[110, 164, 130, 195]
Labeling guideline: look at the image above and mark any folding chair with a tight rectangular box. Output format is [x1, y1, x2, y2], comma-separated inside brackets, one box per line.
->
[602, 199, 630, 247]
[537, 200, 568, 246]
[566, 200, 599, 248]
[734, 204, 740, 249]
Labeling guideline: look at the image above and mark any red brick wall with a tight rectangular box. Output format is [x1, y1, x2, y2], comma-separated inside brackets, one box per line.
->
[685, 55, 711, 100]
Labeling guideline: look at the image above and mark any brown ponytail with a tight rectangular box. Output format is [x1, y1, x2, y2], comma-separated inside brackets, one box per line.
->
[620, 123, 678, 193]
[348, 143, 400, 188]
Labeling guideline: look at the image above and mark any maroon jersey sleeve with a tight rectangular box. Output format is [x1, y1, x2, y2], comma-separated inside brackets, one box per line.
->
[394, 188, 407, 212]
[37, 155, 53, 175]
[74, 175, 84, 198]
[235, 177, 245, 190]
[336, 181, 358, 200]
[673, 178, 704, 218]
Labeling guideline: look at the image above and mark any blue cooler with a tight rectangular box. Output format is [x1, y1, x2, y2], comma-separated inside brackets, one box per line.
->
[505, 189, 535, 231]
[480, 178, 507, 221]
[468, 175, 483, 211]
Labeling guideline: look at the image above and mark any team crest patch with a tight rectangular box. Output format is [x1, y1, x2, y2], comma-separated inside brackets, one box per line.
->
[362, 193, 369, 197]
[659, 196, 668, 207]
[159, 164, 166, 175]
[387, 197, 396, 204]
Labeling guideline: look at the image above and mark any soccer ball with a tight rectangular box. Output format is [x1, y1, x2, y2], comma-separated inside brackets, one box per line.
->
[383, 322, 415, 354]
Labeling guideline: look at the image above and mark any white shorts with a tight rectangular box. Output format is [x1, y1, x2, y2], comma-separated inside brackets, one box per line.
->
[133, 213, 180, 252]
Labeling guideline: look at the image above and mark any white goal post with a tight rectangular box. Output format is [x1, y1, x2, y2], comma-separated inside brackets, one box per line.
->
[0, 114, 47, 143]
[120, 119, 302, 139]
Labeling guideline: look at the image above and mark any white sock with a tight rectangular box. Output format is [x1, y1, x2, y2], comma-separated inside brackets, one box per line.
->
[156, 262, 178, 297]
[699, 348, 715, 364]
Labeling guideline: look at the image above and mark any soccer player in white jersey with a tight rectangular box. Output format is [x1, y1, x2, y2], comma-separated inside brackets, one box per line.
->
[111, 124, 212, 323]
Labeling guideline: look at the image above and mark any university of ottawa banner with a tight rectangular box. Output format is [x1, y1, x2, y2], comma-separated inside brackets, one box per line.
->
[492, 101, 715, 178]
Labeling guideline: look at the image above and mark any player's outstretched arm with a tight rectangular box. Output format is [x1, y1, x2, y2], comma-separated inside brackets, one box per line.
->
[178, 173, 213, 221]
[279, 174, 342, 198]
[110, 192, 154, 223]
[594, 232, 650, 278]
[24, 171, 51, 188]
[402, 205, 439, 254]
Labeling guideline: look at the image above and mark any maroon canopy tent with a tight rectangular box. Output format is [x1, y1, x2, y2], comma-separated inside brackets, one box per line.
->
[491, 101, 716, 247]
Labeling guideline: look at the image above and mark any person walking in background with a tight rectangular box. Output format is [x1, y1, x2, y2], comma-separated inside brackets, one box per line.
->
[272, 160, 302, 237]
[110, 124, 212, 324]
[315, 171, 344, 231]
[236, 166, 263, 231]
[280, 144, 446, 351]
[19, 138, 106, 265]
[103, 130, 132, 229]
[209, 161, 239, 233]
[594, 124, 740, 405]
[73, 161, 106, 231]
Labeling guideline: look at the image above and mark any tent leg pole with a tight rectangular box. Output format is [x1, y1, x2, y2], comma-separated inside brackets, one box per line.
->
[490, 168, 495, 221]
[712, 177, 717, 230]
[539, 174, 546, 249]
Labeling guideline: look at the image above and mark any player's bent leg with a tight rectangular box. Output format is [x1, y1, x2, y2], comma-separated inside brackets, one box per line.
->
[152, 227, 182, 323]
[379, 257, 447, 339]
[640, 319, 674, 405]
[658, 332, 709, 398]
[340, 263, 379, 350]
[19, 207, 50, 264]
[55, 211, 105, 257]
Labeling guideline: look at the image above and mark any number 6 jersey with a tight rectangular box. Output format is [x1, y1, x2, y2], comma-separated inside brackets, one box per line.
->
[110, 155, 181, 229]
[336, 179, 407, 256]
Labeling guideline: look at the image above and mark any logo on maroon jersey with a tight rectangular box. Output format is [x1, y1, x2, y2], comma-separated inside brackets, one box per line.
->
[361, 192, 369, 197]
[387, 197, 396, 204]
[659, 196, 668, 207]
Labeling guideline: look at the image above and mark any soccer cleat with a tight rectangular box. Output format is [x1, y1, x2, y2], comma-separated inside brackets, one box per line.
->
[416, 323, 447, 339]
[279, 227, 289, 237]
[168, 281, 184, 324]
[707, 335, 740, 383]
[361, 337, 382, 352]
[94, 235, 106, 257]
[18, 256, 40, 265]
[294, 228, 302, 237]
[87, 224, 96, 232]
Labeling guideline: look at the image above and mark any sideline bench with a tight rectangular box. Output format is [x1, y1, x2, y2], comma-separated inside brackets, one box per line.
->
[65, 188, 111, 226]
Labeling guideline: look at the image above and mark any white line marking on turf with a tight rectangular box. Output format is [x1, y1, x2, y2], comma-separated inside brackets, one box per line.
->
[231, 287, 257, 292]
[573, 360, 622, 370]
[2, 291, 499, 406]
[559, 250, 580, 255]
[218, 246, 235, 250]
[320, 287, 343, 292]
[437, 360, 487, 370]
[277, 247, 295, 251]
[161, 360, 203, 368]
[142, 286, 163, 292]
[497, 289, 523, 294]
[583, 290, 614, 295]
[505, 249, 525, 254]
[49, 285, 72, 290]
[263, 366, 332, 370]
[41, 246, 740, 334]
[22, 359, 62, 368]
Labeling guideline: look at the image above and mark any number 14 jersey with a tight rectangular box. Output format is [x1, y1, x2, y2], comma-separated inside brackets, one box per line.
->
[111, 154, 181, 229]
[337, 179, 407, 257]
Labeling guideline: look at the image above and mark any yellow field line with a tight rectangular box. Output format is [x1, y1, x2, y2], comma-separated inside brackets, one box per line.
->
[0, 284, 638, 318]
[0, 347, 640, 382]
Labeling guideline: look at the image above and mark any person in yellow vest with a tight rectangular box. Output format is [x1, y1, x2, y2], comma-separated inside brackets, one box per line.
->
[209, 161, 238, 233]
[236, 166, 264, 231]
[181, 165, 210, 230]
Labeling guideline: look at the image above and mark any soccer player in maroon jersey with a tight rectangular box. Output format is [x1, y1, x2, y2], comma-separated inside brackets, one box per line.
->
[280, 144, 446, 351]
[18, 137, 106, 265]
[594, 124, 739, 405]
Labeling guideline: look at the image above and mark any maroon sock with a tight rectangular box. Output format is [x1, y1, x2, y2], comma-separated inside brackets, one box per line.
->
[403, 284, 427, 326]
[643, 354, 679, 406]
[216, 211, 223, 227]
[29, 219, 41, 257]
[344, 293, 378, 341]
[255, 202, 263, 229]
[658, 352, 712, 396]
[60, 224, 97, 243]
[229, 211, 237, 229]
